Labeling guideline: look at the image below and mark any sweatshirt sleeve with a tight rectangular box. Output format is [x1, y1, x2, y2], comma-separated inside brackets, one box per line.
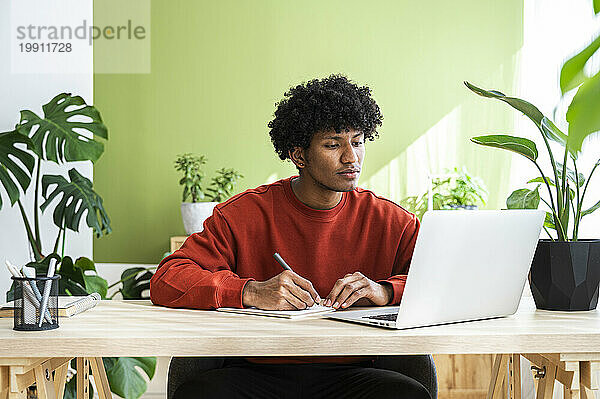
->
[377, 214, 420, 305]
[150, 207, 254, 309]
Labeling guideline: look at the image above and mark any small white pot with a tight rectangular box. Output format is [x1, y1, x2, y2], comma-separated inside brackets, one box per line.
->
[180, 202, 218, 235]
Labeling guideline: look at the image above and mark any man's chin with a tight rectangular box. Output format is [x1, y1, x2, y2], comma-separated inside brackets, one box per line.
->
[335, 178, 359, 192]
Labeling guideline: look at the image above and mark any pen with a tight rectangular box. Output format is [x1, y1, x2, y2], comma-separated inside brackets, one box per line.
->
[272, 252, 323, 306]
[21, 265, 53, 323]
[38, 257, 57, 327]
[272, 252, 292, 271]
[5, 261, 50, 322]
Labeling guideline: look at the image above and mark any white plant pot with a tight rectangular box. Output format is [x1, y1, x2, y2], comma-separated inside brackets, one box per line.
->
[180, 202, 218, 235]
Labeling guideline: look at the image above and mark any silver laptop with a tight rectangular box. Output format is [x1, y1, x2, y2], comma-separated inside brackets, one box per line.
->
[329, 210, 545, 329]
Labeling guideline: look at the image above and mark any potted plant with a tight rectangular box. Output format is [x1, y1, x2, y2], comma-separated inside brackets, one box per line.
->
[175, 153, 243, 235]
[0, 93, 155, 398]
[465, 81, 600, 311]
[401, 166, 488, 221]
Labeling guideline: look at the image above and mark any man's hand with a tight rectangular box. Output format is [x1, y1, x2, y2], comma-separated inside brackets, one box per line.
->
[242, 270, 321, 310]
[325, 272, 393, 309]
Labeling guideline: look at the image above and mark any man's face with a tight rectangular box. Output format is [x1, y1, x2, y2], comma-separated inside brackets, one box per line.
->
[300, 128, 365, 192]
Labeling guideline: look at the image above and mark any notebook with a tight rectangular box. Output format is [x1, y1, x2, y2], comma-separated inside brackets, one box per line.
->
[217, 304, 335, 319]
[0, 293, 101, 318]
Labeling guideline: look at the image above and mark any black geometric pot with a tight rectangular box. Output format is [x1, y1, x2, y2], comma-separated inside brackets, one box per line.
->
[529, 239, 600, 311]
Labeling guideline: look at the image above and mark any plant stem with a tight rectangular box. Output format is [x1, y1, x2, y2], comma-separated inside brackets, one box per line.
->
[536, 126, 563, 229]
[560, 147, 570, 234]
[531, 160, 566, 239]
[60, 219, 66, 259]
[53, 225, 64, 254]
[33, 158, 42, 253]
[17, 199, 42, 261]
[540, 197, 552, 210]
[107, 290, 120, 300]
[542, 227, 555, 241]
[573, 160, 581, 240]
[576, 160, 599, 232]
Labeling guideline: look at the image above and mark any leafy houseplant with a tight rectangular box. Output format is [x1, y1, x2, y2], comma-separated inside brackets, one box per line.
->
[175, 153, 243, 235]
[465, 81, 600, 311]
[401, 167, 488, 221]
[0, 93, 155, 398]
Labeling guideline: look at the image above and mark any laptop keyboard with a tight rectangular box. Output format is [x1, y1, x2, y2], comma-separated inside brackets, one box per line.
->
[363, 313, 397, 321]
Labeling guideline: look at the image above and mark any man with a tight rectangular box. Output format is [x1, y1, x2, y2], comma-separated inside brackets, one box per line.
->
[150, 75, 431, 399]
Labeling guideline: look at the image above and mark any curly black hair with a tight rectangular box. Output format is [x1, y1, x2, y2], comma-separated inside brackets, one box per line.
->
[268, 74, 383, 163]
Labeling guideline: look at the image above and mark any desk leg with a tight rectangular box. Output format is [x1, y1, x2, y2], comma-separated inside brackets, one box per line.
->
[89, 358, 112, 399]
[76, 358, 89, 399]
[53, 363, 68, 399]
[33, 362, 57, 399]
[564, 361, 581, 399]
[509, 354, 521, 399]
[579, 361, 596, 399]
[487, 354, 508, 399]
[535, 362, 557, 399]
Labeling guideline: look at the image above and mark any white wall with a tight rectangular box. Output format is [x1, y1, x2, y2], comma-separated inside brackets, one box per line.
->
[0, 0, 93, 299]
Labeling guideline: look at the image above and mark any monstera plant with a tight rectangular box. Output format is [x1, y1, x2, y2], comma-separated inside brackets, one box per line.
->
[0, 93, 155, 399]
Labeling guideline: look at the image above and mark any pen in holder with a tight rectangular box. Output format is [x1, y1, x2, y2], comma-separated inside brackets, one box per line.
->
[10, 275, 60, 331]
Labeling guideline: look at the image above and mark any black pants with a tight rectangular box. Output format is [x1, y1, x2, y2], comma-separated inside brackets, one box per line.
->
[173, 357, 431, 399]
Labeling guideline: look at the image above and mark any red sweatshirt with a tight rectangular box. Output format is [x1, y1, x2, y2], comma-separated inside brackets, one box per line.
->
[151, 176, 420, 310]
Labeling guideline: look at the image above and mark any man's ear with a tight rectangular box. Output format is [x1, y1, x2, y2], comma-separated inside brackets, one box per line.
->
[289, 147, 307, 170]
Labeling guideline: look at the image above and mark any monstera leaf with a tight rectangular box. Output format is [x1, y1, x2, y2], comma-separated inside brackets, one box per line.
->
[103, 357, 157, 399]
[120, 268, 153, 299]
[56, 256, 88, 296]
[17, 93, 107, 163]
[40, 168, 111, 237]
[0, 130, 35, 210]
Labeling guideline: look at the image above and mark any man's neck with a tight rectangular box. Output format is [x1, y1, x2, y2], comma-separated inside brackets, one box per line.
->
[290, 176, 343, 210]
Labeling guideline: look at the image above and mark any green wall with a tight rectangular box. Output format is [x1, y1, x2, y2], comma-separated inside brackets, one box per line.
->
[93, 0, 523, 263]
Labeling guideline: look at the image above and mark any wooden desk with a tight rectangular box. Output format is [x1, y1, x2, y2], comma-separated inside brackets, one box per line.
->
[1, 297, 599, 398]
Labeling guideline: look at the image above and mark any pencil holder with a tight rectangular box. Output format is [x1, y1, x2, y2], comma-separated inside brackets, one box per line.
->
[11, 275, 61, 331]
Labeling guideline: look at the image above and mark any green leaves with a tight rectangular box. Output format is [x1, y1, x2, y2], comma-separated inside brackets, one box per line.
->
[103, 357, 156, 399]
[558, 19, 600, 153]
[566, 71, 600, 153]
[582, 199, 600, 217]
[471, 135, 538, 162]
[506, 186, 541, 209]
[205, 168, 244, 202]
[560, 35, 600, 94]
[464, 81, 544, 126]
[83, 275, 108, 298]
[56, 256, 108, 297]
[57, 256, 91, 296]
[0, 130, 35, 210]
[466, 76, 599, 240]
[18, 93, 107, 163]
[544, 212, 555, 230]
[41, 168, 111, 238]
[175, 153, 207, 203]
[556, 162, 585, 187]
[119, 267, 152, 299]
[595, 0, 600, 14]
